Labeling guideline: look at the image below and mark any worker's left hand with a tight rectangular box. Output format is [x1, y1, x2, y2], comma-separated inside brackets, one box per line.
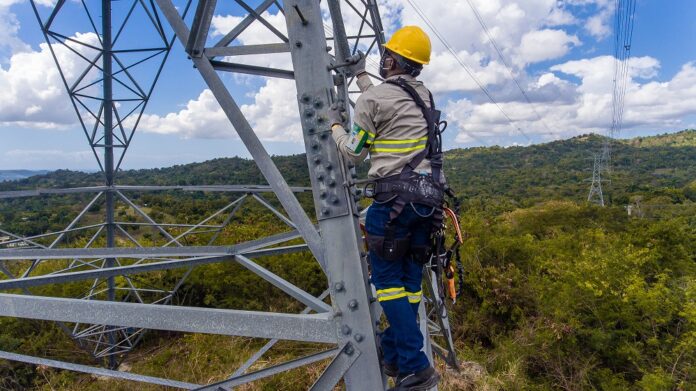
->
[328, 101, 348, 128]
[346, 51, 366, 77]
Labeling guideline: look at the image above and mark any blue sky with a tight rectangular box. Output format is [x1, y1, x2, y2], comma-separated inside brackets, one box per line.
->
[0, 0, 695, 170]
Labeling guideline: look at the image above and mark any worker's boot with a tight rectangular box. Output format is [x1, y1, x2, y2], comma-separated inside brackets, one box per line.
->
[388, 366, 440, 391]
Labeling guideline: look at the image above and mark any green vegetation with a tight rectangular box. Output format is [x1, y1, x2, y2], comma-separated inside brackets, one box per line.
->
[0, 130, 694, 390]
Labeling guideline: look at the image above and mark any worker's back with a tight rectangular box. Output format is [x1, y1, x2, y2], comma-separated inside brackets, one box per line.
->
[353, 74, 433, 179]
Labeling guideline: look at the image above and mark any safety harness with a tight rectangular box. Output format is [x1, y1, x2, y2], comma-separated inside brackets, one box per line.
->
[363, 76, 466, 302]
[365, 77, 449, 257]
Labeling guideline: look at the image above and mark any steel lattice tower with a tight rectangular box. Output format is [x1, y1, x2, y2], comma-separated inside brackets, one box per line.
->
[587, 153, 605, 206]
[0, 1, 458, 389]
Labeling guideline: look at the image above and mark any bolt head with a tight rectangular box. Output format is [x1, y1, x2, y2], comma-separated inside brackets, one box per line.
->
[354, 334, 364, 342]
[341, 325, 352, 335]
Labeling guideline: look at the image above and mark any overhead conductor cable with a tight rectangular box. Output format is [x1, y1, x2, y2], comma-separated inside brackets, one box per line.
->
[405, 0, 531, 142]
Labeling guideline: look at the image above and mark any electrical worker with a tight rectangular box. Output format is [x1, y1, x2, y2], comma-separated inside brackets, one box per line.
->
[328, 26, 444, 391]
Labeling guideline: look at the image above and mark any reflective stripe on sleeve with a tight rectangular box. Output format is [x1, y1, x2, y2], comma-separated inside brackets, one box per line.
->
[371, 136, 427, 153]
[376, 287, 408, 302]
[406, 290, 422, 304]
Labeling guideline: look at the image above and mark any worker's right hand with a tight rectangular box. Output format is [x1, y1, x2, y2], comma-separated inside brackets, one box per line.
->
[328, 101, 348, 128]
[346, 51, 367, 78]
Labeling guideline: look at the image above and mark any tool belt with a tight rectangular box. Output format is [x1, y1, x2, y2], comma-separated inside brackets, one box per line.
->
[365, 176, 444, 262]
[371, 172, 444, 208]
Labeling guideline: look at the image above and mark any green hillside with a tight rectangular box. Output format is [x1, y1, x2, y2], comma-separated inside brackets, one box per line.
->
[3, 129, 695, 203]
[0, 130, 694, 390]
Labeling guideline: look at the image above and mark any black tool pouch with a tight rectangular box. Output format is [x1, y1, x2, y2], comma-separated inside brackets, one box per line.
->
[366, 224, 411, 261]
[410, 244, 432, 264]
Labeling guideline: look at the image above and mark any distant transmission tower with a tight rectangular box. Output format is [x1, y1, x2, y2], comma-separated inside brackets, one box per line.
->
[0, 1, 457, 389]
[587, 154, 605, 206]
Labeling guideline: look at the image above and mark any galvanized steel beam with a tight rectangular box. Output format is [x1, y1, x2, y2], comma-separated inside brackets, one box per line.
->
[0, 294, 338, 343]
[284, 1, 384, 389]
[204, 43, 290, 57]
[0, 350, 199, 389]
[197, 348, 339, 390]
[309, 343, 360, 391]
[235, 255, 330, 313]
[186, 0, 217, 57]
[0, 229, 301, 260]
[155, 0, 325, 270]
[213, 0, 277, 47]
[229, 289, 331, 380]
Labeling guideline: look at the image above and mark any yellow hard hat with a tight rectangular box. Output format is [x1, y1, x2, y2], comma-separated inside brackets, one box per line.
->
[384, 26, 431, 65]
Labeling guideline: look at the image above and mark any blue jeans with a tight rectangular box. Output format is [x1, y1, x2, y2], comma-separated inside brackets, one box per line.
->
[366, 200, 434, 374]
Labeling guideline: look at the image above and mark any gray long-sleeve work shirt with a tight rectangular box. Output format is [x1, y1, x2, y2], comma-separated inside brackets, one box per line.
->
[331, 74, 433, 179]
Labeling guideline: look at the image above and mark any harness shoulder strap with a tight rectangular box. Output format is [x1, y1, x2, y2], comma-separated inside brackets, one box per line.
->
[384, 78, 441, 180]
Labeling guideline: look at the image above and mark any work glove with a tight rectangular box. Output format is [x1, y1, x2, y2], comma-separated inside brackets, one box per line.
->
[328, 101, 348, 128]
[346, 50, 367, 78]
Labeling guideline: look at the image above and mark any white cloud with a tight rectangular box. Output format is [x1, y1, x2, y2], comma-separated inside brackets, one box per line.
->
[0, 4, 30, 61]
[421, 50, 509, 93]
[137, 78, 302, 142]
[0, 0, 55, 60]
[518, 29, 580, 64]
[543, 7, 577, 26]
[0, 31, 101, 128]
[137, 89, 233, 138]
[446, 56, 696, 145]
[583, 1, 614, 39]
[210, 10, 292, 71]
[240, 79, 301, 141]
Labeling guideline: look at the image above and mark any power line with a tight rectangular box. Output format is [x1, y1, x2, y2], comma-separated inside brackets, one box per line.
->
[604, 0, 637, 163]
[404, 0, 530, 142]
[463, 0, 554, 136]
[324, 14, 490, 146]
[591, 0, 637, 205]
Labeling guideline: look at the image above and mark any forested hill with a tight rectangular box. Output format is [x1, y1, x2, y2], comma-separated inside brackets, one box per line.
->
[2, 130, 695, 207]
[1, 131, 694, 390]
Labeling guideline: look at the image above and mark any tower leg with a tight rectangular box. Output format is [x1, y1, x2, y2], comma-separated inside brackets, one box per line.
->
[283, 1, 384, 389]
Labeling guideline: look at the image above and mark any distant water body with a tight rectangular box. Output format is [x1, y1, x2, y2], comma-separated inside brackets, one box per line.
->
[0, 170, 51, 182]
